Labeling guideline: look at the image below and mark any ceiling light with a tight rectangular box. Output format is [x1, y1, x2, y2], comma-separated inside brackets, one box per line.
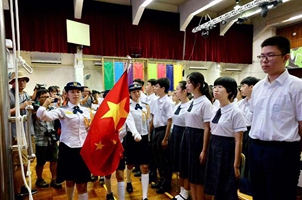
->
[141, 0, 153, 7]
[221, 20, 227, 25]
[191, 0, 222, 16]
[237, 17, 248, 24]
[189, 66, 208, 70]
[282, 14, 302, 23]
[201, 29, 209, 39]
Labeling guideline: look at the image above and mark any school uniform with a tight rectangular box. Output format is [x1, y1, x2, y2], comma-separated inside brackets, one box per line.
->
[204, 103, 246, 200]
[37, 102, 91, 184]
[237, 97, 251, 178]
[124, 99, 150, 165]
[169, 101, 191, 172]
[179, 95, 212, 184]
[248, 70, 302, 200]
[150, 94, 174, 186]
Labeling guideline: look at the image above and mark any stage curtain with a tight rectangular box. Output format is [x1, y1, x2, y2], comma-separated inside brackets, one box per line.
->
[166, 64, 174, 91]
[133, 62, 144, 80]
[114, 62, 124, 83]
[157, 63, 166, 78]
[5, 0, 253, 64]
[104, 61, 114, 90]
[148, 63, 157, 79]
[173, 64, 183, 90]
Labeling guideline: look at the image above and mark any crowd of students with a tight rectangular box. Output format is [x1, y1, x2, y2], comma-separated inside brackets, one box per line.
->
[9, 35, 302, 200]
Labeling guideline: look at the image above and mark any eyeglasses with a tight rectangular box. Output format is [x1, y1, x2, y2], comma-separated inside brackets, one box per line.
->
[256, 54, 283, 61]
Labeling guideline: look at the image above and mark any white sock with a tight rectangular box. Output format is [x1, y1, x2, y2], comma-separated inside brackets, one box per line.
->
[141, 174, 149, 199]
[65, 186, 74, 200]
[180, 186, 184, 194]
[118, 182, 125, 200]
[181, 189, 189, 199]
[126, 169, 132, 183]
[105, 177, 112, 194]
[78, 193, 88, 200]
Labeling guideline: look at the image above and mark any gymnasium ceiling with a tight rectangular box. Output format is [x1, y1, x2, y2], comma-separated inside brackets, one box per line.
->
[71, 0, 302, 34]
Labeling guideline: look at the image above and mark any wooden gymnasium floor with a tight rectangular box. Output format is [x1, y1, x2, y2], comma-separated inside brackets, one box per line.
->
[22, 161, 178, 200]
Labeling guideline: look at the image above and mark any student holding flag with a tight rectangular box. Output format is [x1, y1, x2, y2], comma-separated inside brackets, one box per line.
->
[36, 82, 91, 200]
[124, 83, 151, 200]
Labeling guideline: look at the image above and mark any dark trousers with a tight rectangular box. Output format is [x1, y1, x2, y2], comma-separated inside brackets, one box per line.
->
[249, 138, 300, 200]
[242, 126, 251, 178]
[151, 126, 171, 184]
[149, 129, 157, 181]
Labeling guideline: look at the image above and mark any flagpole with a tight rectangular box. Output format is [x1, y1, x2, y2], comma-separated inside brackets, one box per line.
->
[126, 55, 132, 73]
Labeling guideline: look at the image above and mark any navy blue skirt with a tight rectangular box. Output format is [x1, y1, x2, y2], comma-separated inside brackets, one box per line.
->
[169, 125, 185, 172]
[204, 135, 238, 200]
[57, 142, 91, 184]
[124, 132, 149, 165]
[179, 127, 205, 184]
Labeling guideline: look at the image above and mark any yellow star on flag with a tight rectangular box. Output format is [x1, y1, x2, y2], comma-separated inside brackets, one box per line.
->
[95, 141, 104, 150]
[112, 139, 117, 145]
[101, 97, 128, 129]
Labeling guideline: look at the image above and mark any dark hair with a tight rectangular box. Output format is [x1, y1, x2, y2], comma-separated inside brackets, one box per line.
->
[103, 90, 110, 98]
[261, 36, 290, 55]
[36, 89, 49, 99]
[214, 77, 238, 101]
[147, 78, 157, 86]
[133, 78, 144, 87]
[48, 86, 57, 93]
[186, 72, 212, 102]
[156, 78, 170, 93]
[178, 80, 192, 99]
[240, 76, 260, 86]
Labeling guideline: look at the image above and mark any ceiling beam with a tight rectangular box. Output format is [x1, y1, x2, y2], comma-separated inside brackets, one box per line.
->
[179, 0, 220, 31]
[132, 0, 151, 25]
[74, 0, 84, 19]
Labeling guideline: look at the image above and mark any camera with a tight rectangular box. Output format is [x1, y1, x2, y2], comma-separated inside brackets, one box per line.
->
[44, 129, 59, 144]
[32, 101, 40, 111]
[35, 83, 47, 90]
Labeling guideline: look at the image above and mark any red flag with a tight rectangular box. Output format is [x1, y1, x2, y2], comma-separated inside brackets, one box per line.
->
[81, 71, 130, 176]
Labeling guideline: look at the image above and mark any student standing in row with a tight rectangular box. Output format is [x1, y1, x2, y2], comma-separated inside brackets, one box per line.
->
[237, 76, 259, 178]
[150, 78, 174, 194]
[179, 72, 213, 200]
[37, 82, 91, 200]
[124, 83, 150, 200]
[205, 77, 246, 200]
[170, 81, 191, 200]
[249, 36, 302, 200]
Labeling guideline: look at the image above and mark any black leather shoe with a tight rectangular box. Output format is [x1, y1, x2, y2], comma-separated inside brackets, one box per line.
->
[90, 175, 98, 182]
[106, 192, 114, 200]
[15, 193, 24, 200]
[51, 180, 62, 189]
[35, 179, 49, 188]
[126, 182, 133, 193]
[151, 179, 163, 189]
[134, 171, 141, 177]
[142, 198, 148, 200]
[20, 186, 38, 195]
[156, 180, 171, 194]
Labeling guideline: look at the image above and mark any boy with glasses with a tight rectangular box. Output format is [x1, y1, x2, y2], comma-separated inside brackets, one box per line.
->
[249, 36, 302, 200]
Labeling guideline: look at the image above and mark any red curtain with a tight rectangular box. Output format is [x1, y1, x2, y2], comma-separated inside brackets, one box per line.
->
[4, 0, 253, 64]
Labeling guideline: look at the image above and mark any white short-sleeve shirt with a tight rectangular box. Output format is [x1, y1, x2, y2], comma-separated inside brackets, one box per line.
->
[172, 101, 192, 127]
[185, 95, 213, 129]
[249, 70, 302, 142]
[151, 95, 174, 128]
[210, 103, 247, 137]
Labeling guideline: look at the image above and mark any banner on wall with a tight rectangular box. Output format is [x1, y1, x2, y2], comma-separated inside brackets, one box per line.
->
[287, 47, 302, 68]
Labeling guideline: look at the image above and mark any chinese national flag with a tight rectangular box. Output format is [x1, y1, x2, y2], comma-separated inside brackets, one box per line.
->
[81, 71, 130, 176]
